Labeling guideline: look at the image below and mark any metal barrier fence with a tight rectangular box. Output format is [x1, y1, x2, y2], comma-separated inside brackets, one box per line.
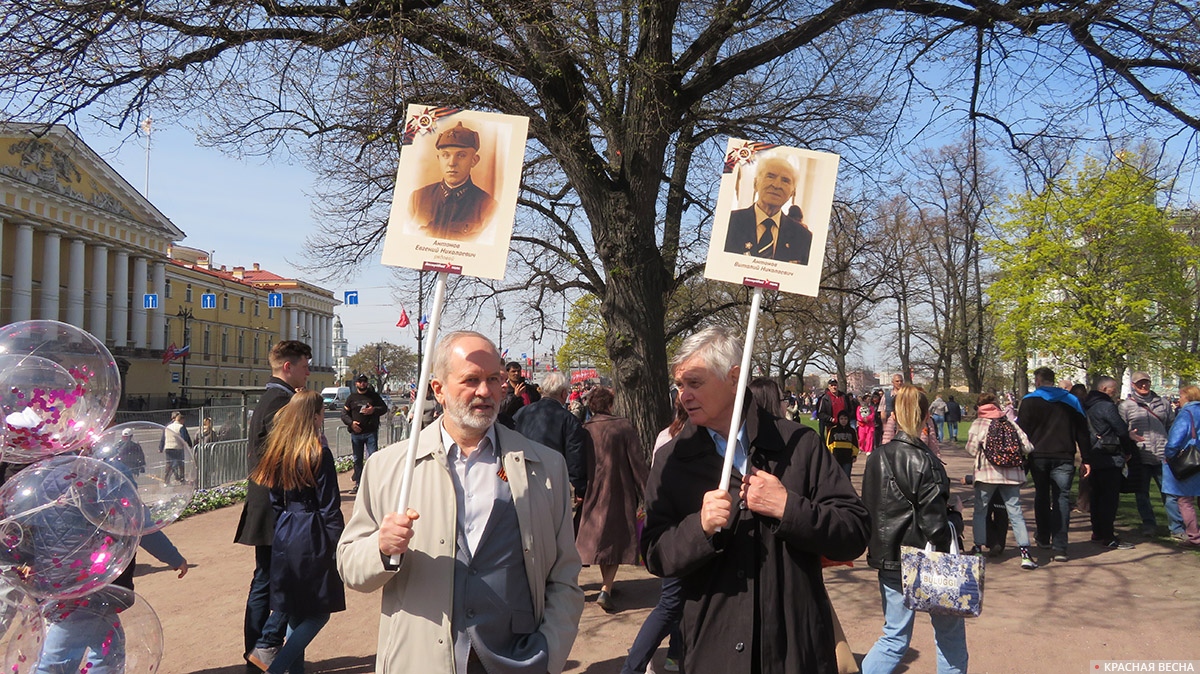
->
[195, 439, 249, 490]
[190, 413, 412, 489]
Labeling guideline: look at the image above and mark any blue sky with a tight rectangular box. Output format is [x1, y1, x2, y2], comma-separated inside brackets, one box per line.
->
[81, 121, 425, 359]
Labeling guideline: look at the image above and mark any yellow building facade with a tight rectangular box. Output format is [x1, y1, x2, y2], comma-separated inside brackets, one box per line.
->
[0, 123, 336, 406]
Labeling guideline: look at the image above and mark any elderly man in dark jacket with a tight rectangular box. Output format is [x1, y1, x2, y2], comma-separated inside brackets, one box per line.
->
[642, 326, 869, 674]
[513, 371, 589, 504]
[1083, 376, 1142, 550]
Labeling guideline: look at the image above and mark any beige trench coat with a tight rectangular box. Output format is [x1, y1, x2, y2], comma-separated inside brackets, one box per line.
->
[336, 420, 584, 674]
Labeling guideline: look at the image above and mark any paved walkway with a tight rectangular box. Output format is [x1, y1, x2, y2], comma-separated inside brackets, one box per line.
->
[135, 439, 1200, 673]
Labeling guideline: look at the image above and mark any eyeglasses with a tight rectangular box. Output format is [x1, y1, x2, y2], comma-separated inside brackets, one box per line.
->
[1134, 381, 1151, 387]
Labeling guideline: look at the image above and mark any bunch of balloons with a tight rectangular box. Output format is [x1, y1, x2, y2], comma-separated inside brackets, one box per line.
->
[0, 320, 196, 672]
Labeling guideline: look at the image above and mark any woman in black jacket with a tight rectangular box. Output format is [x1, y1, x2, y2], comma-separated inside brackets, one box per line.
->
[247, 391, 345, 673]
[860, 385, 967, 674]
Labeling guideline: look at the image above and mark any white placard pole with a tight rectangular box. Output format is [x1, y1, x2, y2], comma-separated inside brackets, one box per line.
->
[718, 286, 764, 494]
[390, 271, 448, 564]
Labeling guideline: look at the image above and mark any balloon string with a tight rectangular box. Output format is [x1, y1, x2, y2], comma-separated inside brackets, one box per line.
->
[0, 491, 80, 528]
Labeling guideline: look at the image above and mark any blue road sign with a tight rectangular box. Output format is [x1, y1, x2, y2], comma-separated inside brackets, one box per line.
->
[344, 291, 359, 306]
[201, 293, 216, 309]
[143, 294, 158, 309]
[268, 292, 283, 308]
[171, 372, 180, 383]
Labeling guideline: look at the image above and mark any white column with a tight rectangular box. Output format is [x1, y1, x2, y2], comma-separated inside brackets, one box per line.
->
[150, 262, 166, 350]
[303, 311, 313, 349]
[287, 308, 298, 341]
[66, 239, 86, 328]
[320, 315, 329, 367]
[112, 251, 129, 347]
[131, 257, 148, 348]
[314, 315, 325, 367]
[89, 244, 108, 341]
[40, 232, 61, 321]
[12, 224, 34, 322]
[326, 316, 334, 367]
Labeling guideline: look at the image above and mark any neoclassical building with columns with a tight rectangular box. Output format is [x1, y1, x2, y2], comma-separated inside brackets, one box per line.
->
[0, 122, 337, 405]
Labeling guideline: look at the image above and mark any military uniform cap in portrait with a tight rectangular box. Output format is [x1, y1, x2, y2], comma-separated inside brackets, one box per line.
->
[382, 106, 530, 280]
[436, 122, 480, 150]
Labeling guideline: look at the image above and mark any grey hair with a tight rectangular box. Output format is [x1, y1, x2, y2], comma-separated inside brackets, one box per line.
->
[671, 326, 742, 380]
[431, 331, 499, 380]
[1093, 375, 1118, 391]
[539, 372, 569, 399]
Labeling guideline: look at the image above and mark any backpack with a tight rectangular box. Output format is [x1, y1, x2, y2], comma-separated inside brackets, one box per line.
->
[983, 418, 1025, 468]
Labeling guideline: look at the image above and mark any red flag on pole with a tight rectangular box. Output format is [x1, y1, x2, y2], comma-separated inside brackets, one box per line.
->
[396, 309, 410, 328]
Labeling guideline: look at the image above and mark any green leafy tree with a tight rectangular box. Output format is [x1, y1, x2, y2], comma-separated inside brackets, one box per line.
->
[557, 295, 610, 375]
[989, 155, 1195, 380]
[347, 342, 417, 391]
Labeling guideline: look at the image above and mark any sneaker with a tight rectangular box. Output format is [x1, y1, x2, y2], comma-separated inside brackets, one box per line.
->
[1019, 548, 1038, 570]
[1102, 539, 1135, 550]
[663, 657, 681, 672]
[1035, 539, 1052, 550]
[1052, 551, 1068, 563]
[967, 545, 984, 556]
[246, 646, 278, 672]
[349, 484, 359, 495]
[1140, 524, 1157, 536]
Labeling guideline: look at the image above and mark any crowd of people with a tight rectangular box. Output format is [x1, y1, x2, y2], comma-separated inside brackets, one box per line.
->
[216, 333, 1196, 674]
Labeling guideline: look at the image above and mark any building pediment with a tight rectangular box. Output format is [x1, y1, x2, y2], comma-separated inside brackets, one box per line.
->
[0, 123, 184, 241]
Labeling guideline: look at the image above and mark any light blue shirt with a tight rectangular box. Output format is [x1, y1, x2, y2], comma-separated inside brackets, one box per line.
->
[708, 423, 749, 476]
[440, 422, 500, 556]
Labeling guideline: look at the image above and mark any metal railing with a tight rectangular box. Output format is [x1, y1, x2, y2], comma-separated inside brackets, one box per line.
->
[195, 439, 249, 490]
[190, 413, 412, 489]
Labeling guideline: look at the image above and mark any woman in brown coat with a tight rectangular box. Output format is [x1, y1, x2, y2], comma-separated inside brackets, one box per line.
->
[578, 386, 649, 612]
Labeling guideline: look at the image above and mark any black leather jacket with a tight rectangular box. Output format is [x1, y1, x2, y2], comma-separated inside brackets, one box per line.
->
[862, 431, 956, 571]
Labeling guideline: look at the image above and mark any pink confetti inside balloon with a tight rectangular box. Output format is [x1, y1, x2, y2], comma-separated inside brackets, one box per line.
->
[0, 456, 140, 600]
[0, 586, 43, 674]
[38, 586, 162, 674]
[84, 423, 196, 535]
[0, 321, 120, 462]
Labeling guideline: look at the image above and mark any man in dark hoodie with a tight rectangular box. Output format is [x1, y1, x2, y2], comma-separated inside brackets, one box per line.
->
[1016, 367, 1093, 562]
[1082, 376, 1142, 550]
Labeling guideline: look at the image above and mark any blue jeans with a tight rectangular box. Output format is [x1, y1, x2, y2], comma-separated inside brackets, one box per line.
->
[268, 613, 330, 674]
[931, 415, 945, 441]
[1029, 457, 1075, 552]
[946, 421, 959, 442]
[38, 606, 125, 674]
[350, 431, 379, 484]
[246, 545, 289, 654]
[973, 482, 1030, 548]
[620, 578, 683, 674]
[1136, 462, 1183, 534]
[862, 571, 968, 674]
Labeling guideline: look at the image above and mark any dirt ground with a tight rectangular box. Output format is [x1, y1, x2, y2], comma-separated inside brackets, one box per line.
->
[136, 439, 1200, 674]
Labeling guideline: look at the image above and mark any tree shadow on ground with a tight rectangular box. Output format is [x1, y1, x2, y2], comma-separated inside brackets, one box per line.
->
[579, 574, 664, 612]
[191, 655, 375, 674]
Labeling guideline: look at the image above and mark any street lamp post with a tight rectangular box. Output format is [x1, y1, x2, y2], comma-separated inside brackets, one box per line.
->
[497, 308, 506, 358]
[176, 307, 193, 404]
[376, 344, 384, 391]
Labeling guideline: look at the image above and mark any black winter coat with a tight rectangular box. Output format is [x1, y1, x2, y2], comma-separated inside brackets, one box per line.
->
[862, 432, 957, 572]
[234, 378, 295, 546]
[1083, 390, 1134, 469]
[512, 397, 591, 497]
[270, 447, 346, 616]
[341, 388, 388, 434]
[642, 404, 870, 674]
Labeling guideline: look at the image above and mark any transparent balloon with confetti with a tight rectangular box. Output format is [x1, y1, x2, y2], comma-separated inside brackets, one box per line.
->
[86, 422, 196, 534]
[0, 583, 45, 674]
[38, 585, 163, 674]
[0, 455, 142, 601]
[0, 321, 121, 463]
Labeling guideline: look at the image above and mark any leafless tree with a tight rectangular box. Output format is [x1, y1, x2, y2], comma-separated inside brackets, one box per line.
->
[3, 0, 1197, 445]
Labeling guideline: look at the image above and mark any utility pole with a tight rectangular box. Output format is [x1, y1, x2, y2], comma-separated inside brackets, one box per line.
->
[497, 307, 505, 358]
[376, 343, 384, 391]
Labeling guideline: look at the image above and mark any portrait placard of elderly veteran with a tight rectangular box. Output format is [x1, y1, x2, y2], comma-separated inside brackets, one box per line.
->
[722, 154, 813, 265]
[642, 325, 869, 674]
